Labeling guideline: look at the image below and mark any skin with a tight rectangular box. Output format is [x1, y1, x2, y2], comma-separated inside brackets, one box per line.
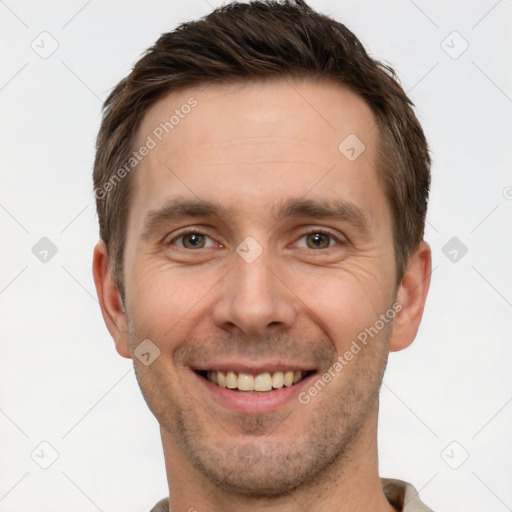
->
[93, 78, 431, 512]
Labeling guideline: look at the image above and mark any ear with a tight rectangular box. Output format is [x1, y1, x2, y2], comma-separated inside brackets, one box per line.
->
[92, 241, 131, 358]
[389, 241, 432, 352]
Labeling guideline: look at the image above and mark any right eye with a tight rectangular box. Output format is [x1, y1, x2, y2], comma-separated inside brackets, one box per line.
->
[167, 229, 218, 250]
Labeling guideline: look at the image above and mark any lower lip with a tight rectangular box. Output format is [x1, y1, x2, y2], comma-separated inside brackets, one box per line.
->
[196, 372, 317, 414]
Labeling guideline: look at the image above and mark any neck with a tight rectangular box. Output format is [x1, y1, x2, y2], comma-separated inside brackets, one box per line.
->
[160, 402, 396, 512]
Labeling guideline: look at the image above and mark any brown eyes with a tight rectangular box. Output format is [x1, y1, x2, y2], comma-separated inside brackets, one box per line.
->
[169, 229, 341, 250]
[303, 232, 333, 249]
[180, 232, 208, 249]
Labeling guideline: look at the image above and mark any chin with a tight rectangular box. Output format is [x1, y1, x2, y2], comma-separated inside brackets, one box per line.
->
[178, 429, 357, 498]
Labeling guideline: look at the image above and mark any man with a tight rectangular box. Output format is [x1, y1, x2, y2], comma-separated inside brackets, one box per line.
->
[92, 1, 433, 510]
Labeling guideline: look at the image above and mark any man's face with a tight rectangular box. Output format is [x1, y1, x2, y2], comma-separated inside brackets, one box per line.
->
[122, 79, 398, 495]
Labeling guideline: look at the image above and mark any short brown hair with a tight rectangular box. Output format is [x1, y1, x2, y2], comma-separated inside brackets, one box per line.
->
[93, 0, 430, 298]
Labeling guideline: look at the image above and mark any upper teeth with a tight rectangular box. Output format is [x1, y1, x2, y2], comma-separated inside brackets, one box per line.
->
[207, 370, 305, 391]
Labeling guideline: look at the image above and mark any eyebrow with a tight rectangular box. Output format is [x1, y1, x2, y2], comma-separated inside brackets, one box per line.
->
[141, 196, 371, 238]
[271, 197, 371, 234]
[142, 198, 230, 239]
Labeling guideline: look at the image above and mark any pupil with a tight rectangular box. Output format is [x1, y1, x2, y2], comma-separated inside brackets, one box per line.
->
[309, 233, 328, 249]
[186, 234, 203, 247]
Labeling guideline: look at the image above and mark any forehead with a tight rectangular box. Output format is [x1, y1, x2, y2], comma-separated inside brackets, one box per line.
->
[129, 78, 383, 228]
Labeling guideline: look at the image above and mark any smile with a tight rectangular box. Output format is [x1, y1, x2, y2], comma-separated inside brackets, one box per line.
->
[201, 370, 314, 392]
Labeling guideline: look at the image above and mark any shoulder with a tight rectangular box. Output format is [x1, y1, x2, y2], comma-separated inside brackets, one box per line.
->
[149, 497, 169, 512]
[381, 477, 435, 512]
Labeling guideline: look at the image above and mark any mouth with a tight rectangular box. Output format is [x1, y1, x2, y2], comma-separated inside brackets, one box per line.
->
[193, 366, 318, 414]
[196, 369, 315, 393]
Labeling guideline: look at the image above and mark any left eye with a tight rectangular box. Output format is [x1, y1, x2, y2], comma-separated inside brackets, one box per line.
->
[296, 231, 338, 249]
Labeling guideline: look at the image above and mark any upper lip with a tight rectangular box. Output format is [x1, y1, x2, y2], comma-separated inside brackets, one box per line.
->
[192, 362, 317, 374]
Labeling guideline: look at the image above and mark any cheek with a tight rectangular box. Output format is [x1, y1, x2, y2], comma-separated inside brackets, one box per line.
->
[126, 258, 223, 342]
[293, 267, 391, 344]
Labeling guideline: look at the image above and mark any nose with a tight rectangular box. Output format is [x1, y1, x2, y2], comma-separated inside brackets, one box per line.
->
[211, 248, 298, 336]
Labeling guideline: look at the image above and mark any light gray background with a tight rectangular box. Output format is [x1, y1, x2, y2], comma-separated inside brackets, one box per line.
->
[1, 1, 511, 510]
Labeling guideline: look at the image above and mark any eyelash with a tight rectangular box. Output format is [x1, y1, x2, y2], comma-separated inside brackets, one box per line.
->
[167, 227, 344, 250]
